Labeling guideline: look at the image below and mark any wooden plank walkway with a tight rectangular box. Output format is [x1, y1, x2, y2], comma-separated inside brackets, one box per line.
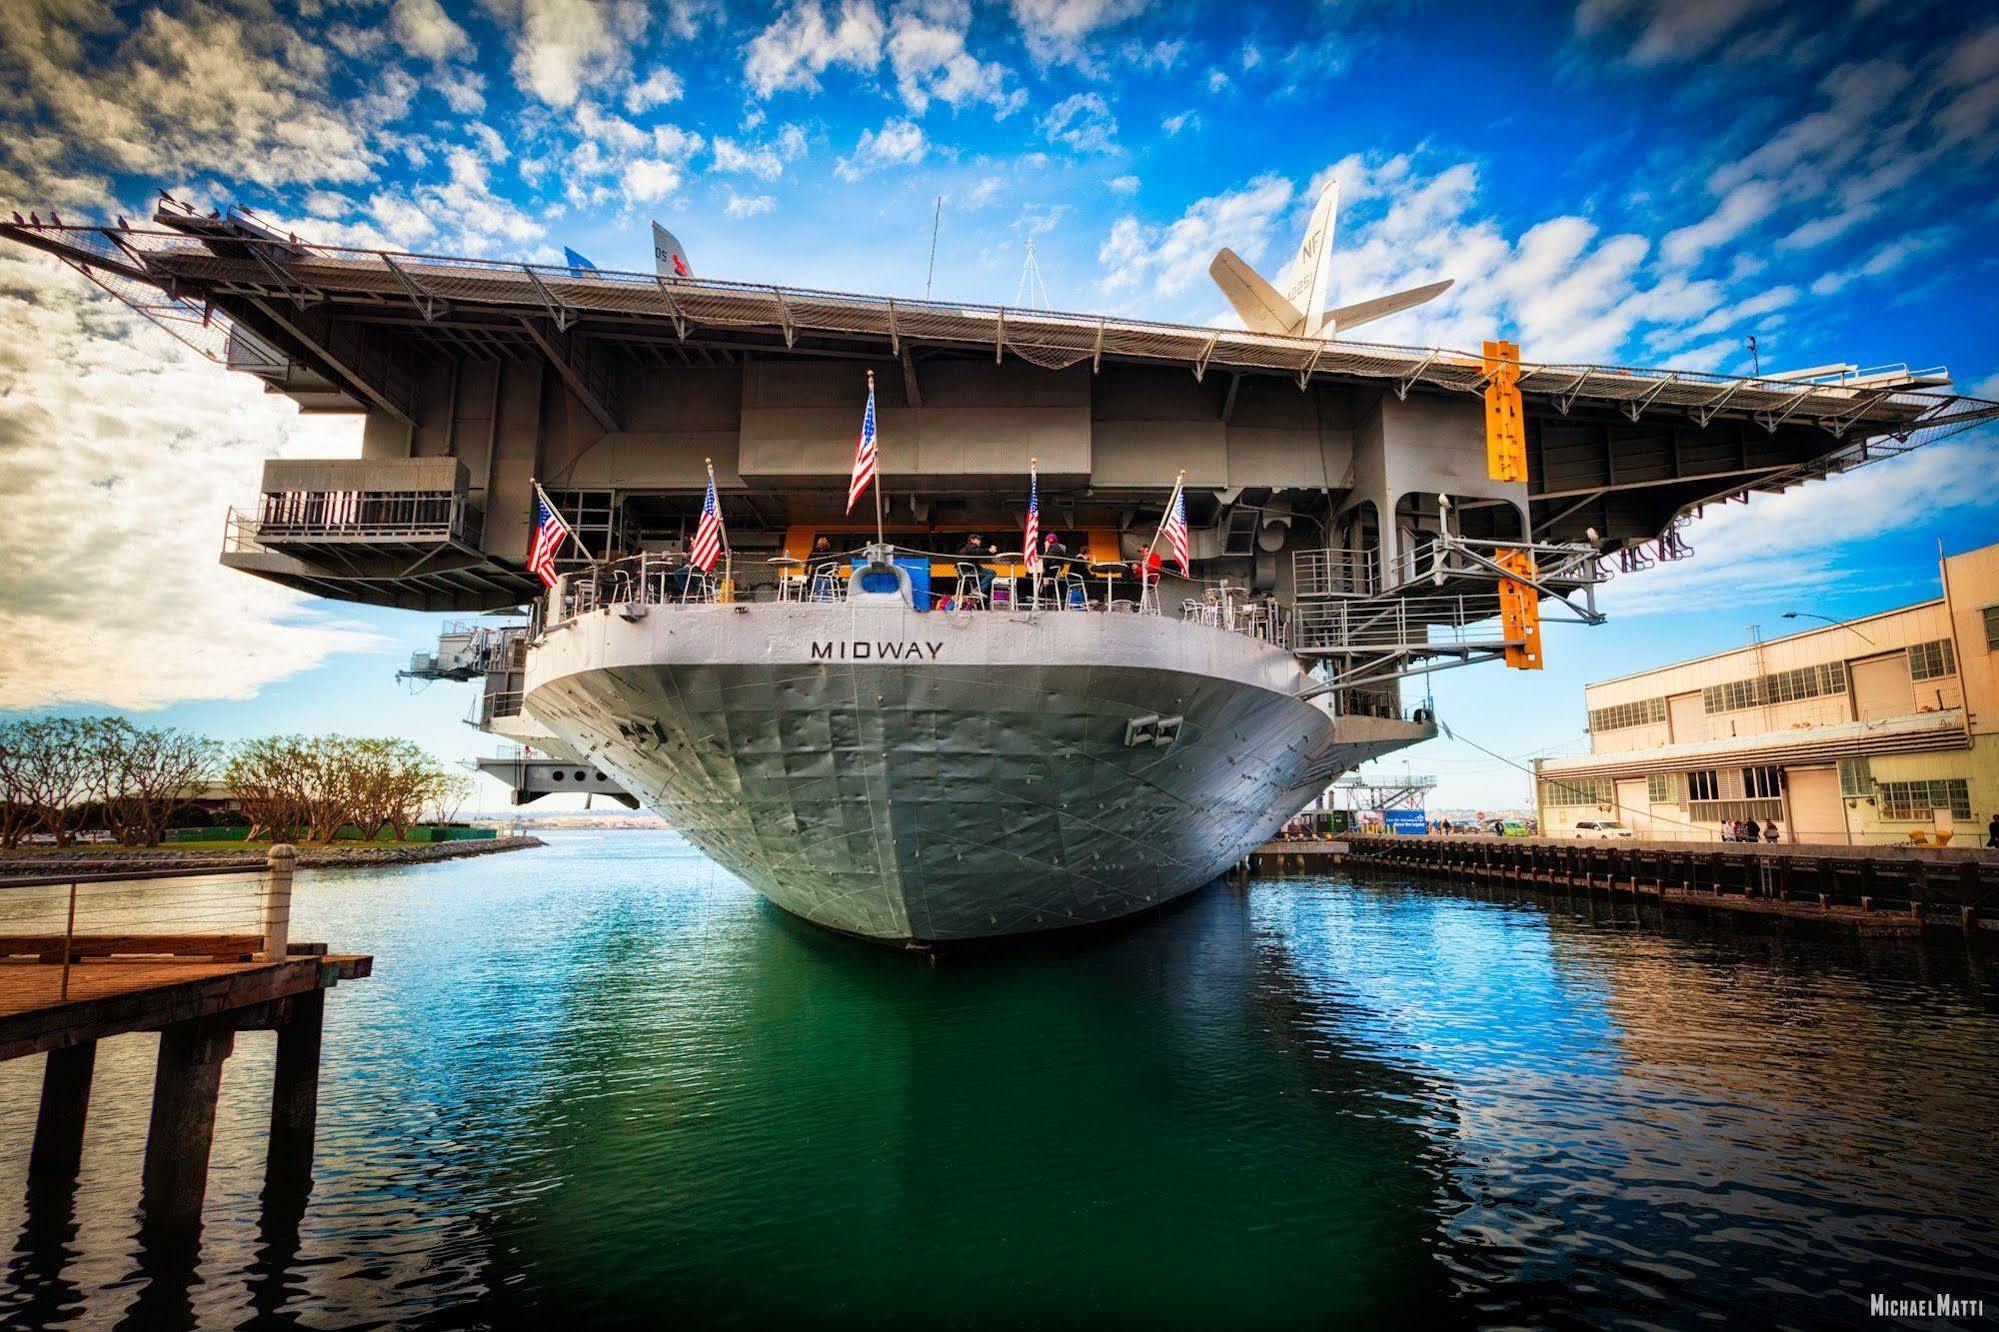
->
[0, 952, 371, 1063]
[1244, 835, 1999, 935]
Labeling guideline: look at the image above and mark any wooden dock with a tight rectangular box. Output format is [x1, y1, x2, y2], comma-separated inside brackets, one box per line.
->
[0, 846, 371, 1256]
[1248, 836, 1999, 935]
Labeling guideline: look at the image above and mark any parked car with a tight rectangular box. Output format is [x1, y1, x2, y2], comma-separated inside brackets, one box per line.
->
[1572, 820, 1636, 840]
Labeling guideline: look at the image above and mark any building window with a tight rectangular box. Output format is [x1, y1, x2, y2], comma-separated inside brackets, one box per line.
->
[1906, 639, 1956, 682]
[1742, 765, 1783, 799]
[1837, 757, 1872, 798]
[1701, 662, 1847, 714]
[1587, 697, 1668, 732]
[1542, 777, 1610, 807]
[1984, 605, 1999, 650]
[1686, 769, 1720, 802]
[1877, 778, 1971, 821]
[1646, 773, 1677, 804]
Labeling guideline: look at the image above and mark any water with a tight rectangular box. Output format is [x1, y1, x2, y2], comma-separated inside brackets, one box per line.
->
[2, 832, 1995, 1328]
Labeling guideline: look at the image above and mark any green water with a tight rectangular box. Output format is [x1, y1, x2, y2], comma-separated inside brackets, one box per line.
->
[2, 831, 1995, 1328]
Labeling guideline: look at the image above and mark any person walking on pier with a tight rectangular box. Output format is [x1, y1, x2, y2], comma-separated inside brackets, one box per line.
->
[1741, 817, 1761, 844]
[1986, 813, 1998, 848]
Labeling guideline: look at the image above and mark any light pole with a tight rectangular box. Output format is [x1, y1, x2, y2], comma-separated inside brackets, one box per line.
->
[1781, 610, 1875, 644]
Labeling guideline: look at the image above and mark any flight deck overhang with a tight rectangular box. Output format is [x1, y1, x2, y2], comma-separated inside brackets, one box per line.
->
[4, 208, 1990, 447]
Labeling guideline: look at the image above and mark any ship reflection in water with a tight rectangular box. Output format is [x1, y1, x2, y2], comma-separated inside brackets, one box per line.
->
[1, 831, 1994, 1328]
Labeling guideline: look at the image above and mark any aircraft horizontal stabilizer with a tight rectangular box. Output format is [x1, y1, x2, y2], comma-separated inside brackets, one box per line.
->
[1209, 247, 1304, 336]
[1321, 279, 1453, 335]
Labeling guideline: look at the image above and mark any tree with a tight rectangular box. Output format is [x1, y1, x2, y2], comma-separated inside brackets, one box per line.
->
[7, 718, 94, 847]
[0, 722, 36, 849]
[426, 771, 475, 826]
[228, 735, 311, 841]
[123, 726, 222, 845]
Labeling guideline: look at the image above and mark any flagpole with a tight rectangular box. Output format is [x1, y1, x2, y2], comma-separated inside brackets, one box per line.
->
[706, 456, 730, 594]
[1144, 469, 1186, 565]
[868, 370, 885, 550]
[533, 476, 590, 560]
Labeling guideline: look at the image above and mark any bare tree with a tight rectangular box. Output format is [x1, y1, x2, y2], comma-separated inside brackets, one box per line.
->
[125, 726, 221, 845]
[426, 771, 475, 826]
[0, 722, 36, 849]
[10, 718, 93, 847]
[228, 735, 311, 841]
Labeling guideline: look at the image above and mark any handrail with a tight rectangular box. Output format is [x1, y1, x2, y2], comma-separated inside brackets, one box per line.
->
[539, 542, 1293, 649]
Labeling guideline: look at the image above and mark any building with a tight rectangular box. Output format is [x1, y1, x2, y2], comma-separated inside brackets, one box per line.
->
[1535, 542, 1999, 845]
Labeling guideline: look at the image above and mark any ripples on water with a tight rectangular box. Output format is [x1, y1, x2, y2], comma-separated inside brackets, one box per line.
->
[1, 831, 1994, 1328]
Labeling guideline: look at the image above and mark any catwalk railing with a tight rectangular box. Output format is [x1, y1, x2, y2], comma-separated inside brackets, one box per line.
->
[540, 546, 1295, 649]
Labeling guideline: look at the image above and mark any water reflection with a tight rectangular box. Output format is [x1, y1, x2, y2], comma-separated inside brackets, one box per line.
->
[0, 835, 1993, 1328]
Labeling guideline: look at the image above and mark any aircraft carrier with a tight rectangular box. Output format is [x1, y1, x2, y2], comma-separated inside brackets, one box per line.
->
[4, 190, 1992, 941]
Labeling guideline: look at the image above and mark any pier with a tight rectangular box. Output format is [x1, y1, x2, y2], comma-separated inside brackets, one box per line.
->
[1251, 836, 1999, 935]
[0, 847, 370, 1252]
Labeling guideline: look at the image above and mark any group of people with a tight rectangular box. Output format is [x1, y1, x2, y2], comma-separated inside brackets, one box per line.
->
[1722, 818, 1781, 843]
[801, 532, 1171, 609]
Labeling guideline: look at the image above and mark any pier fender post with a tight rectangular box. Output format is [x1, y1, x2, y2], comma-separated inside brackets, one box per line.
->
[265, 987, 326, 1197]
[262, 844, 297, 962]
[29, 1041, 97, 1183]
[141, 1021, 237, 1242]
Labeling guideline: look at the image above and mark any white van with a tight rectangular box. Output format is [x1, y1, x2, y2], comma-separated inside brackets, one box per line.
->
[1572, 820, 1636, 840]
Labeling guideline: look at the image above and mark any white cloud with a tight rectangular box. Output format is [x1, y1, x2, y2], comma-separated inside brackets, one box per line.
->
[1009, 0, 1147, 68]
[965, 175, 1005, 208]
[1660, 179, 1778, 268]
[712, 125, 808, 180]
[1107, 173, 1138, 195]
[391, 0, 473, 61]
[1205, 66, 1231, 92]
[0, 4, 403, 206]
[834, 116, 927, 180]
[1038, 92, 1118, 154]
[0, 252, 381, 711]
[1099, 173, 1294, 299]
[1161, 109, 1198, 136]
[1808, 231, 1947, 296]
[623, 67, 685, 112]
[887, 0, 1024, 116]
[744, 0, 885, 97]
[1574, 0, 1775, 67]
[621, 158, 683, 203]
[491, 0, 652, 108]
[723, 188, 777, 218]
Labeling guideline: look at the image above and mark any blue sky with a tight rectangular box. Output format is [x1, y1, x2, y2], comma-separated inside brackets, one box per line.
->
[1, 0, 1996, 810]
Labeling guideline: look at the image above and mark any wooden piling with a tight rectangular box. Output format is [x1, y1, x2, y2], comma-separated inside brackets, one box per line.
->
[265, 988, 326, 1195]
[29, 1040, 97, 1182]
[141, 1022, 236, 1237]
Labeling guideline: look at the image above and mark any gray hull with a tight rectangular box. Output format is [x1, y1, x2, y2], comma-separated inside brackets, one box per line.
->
[525, 605, 1429, 941]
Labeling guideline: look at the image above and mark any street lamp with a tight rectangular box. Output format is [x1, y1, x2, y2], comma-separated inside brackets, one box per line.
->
[1781, 611, 1875, 644]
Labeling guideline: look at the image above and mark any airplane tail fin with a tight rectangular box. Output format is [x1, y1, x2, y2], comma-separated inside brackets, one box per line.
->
[1281, 179, 1339, 335]
[652, 221, 692, 278]
[1322, 279, 1454, 336]
[1209, 247, 1304, 335]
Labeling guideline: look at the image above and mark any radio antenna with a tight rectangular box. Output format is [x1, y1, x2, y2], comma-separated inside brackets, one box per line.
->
[924, 195, 942, 299]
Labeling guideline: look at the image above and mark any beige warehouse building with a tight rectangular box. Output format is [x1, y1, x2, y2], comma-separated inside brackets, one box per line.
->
[1535, 541, 1999, 845]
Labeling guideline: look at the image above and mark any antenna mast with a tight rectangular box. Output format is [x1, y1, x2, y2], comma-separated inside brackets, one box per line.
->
[1015, 237, 1049, 309]
[924, 196, 942, 299]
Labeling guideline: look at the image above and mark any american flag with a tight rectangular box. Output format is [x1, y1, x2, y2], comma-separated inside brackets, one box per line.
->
[689, 470, 725, 572]
[1161, 485, 1191, 577]
[1023, 463, 1040, 572]
[528, 486, 573, 588]
[846, 374, 877, 514]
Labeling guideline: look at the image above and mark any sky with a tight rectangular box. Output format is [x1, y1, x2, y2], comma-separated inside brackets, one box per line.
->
[0, 0, 1996, 812]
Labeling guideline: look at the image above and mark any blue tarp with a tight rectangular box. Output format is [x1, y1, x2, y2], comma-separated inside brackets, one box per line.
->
[851, 555, 934, 609]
